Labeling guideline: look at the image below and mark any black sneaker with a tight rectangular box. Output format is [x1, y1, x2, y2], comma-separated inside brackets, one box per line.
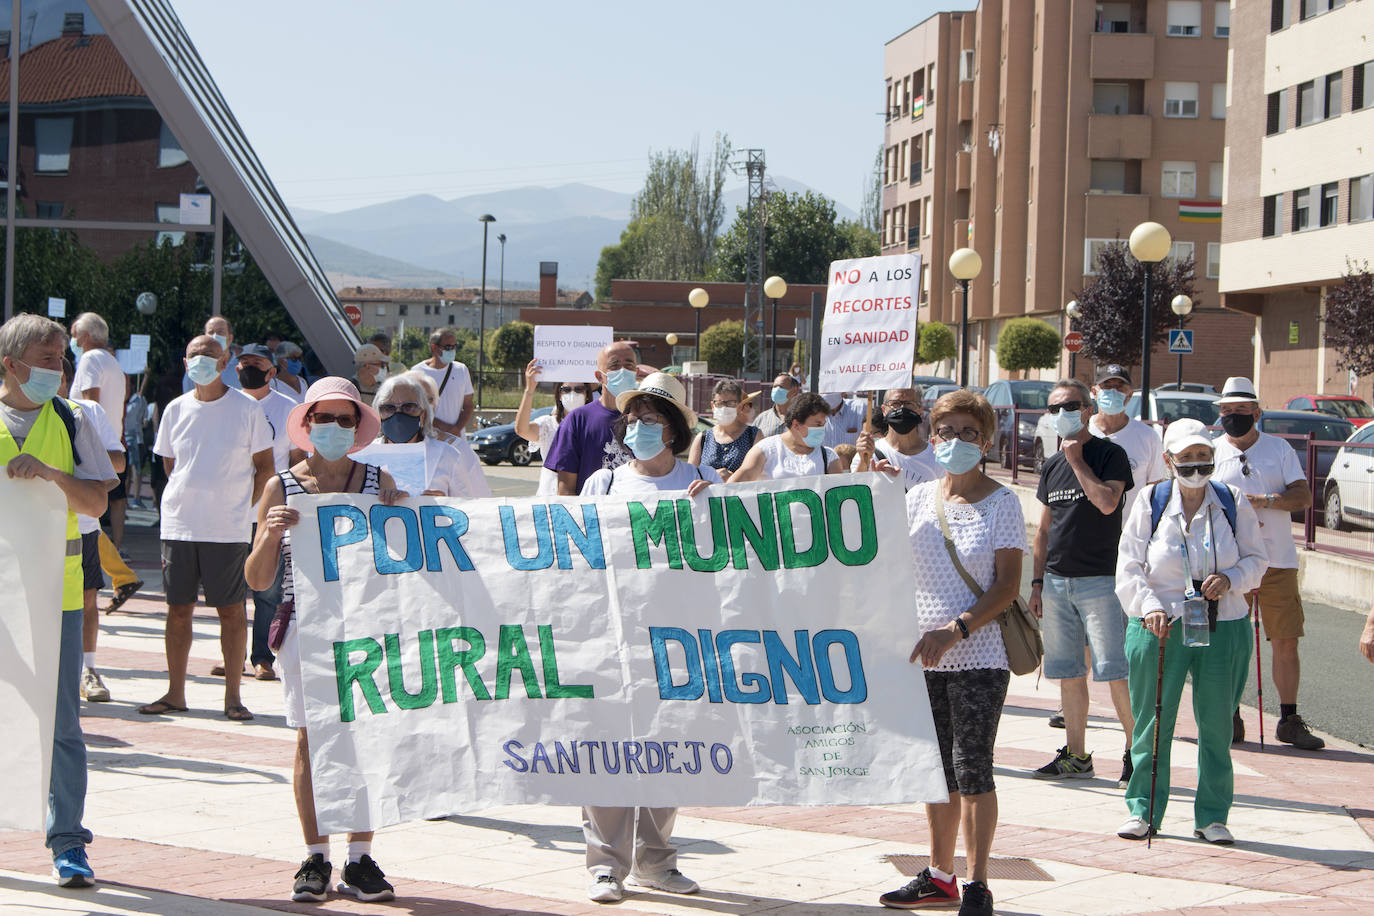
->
[1275, 714, 1325, 750]
[958, 880, 994, 916]
[1033, 746, 1094, 779]
[291, 853, 331, 902]
[1049, 712, 1065, 729]
[338, 855, 394, 902]
[1118, 751, 1133, 789]
[878, 868, 959, 908]
[1232, 710, 1245, 745]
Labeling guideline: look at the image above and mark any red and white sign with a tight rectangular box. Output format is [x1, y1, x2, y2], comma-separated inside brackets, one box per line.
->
[818, 253, 922, 392]
[343, 304, 363, 327]
[1064, 331, 1084, 353]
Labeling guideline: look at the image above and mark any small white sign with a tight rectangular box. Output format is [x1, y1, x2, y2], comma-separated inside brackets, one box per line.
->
[350, 442, 429, 496]
[129, 333, 151, 353]
[818, 254, 922, 392]
[46, 297, 66, 318]
[533, 325, 613, 382]
[115, 348, 147, 375]
[179, 193, 213, 226]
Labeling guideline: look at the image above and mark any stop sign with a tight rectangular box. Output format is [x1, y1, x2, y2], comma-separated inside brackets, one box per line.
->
[343, 304, 363, 327]
[1064, 331, 1084, 353]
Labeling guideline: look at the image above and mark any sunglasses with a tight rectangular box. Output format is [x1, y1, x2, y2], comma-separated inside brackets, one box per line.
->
[376, 402, 422, 418]
[1046, 401, 1084, 414]
[1238, 453, 1254, 477]
[308, 411, 358, 428]
[559, 385, 589, 394]
[1175, 463, 1215, 478]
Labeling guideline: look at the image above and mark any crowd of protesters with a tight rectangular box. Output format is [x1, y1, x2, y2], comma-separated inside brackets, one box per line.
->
[2, 310, 1364, 915]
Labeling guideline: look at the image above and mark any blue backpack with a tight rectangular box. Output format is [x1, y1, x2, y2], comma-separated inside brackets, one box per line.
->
[1148, 479, 1237, 536]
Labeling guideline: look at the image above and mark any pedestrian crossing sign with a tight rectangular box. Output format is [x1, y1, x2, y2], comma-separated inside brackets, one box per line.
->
[1168, 329, 1194, 355]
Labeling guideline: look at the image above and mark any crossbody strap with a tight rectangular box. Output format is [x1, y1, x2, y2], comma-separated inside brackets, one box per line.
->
[935, 493, 985, 600]
[437, 363, 454, 396]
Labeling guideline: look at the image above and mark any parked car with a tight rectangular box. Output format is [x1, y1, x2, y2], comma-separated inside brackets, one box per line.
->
[920, 383, 982, 406]
[983, 379, 1055, 468]
[467, 406, 553, 466]
[1155, 382, 1218, 395]
[1124, 390, 1221, 426]
[1256, 409, 1354, 521]
[1323, 422, 1374, 530]
[912, 374, 955, 388]
[1284, 394, 1374, 427]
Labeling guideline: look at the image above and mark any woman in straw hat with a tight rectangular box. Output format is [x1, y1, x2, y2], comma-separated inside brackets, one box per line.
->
[245, 378, 407, 904]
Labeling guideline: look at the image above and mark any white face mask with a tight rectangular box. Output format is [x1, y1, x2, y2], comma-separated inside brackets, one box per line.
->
[1174, 463, 1214, 489]
[560, 392, 583, 413]
[713, 406, 737, 425]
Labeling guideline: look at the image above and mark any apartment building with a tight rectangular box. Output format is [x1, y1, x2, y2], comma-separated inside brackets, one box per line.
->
[1220, 0, 1374, 405]
[882, 0, 1253, 388]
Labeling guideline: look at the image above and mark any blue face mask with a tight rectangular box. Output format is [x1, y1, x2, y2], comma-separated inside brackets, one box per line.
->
[18, 361, 62, 404]
[1096, 389, 1127, 416]
[935, 438, 984, 474]
[210, 333, 229, 351]
[1053, 408, 1083, 438]
[309, 422, 355, 461]
[623, 419, 666, 460]
[771, 386, 789, 406]
[604, 367, 637, 399]
[285, 358, 303, 376]
[803, 425, 826, 448]
[70, 341, 83, 361]
[439, 348, 457, 365]
[185, 354, 220, 386]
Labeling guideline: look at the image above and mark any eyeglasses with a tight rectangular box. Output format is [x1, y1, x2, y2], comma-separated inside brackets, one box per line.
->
[1175, 463, 1215, 478]
[1046, 401, 1084, 414]
[885, 399, 919, 410]
[559, 385, 589, 394]
[712, 399, 740, 408]
[629, 412, 667, 426]
[308, 411, 358, 428]
[933, 426, 982, 443]
[376, 402, 422, 418]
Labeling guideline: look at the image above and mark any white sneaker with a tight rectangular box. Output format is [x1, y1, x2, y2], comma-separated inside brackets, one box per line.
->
[1117, 816, 1154, 840]
[80, 667, 110, 702]
[588, 874, 622, 903]
[628, 868, 699, 895]
[1194, 822, 1235, 845]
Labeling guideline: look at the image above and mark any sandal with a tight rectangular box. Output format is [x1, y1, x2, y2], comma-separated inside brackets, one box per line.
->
[137, 699, 188, 715]
[224, 705, 254, 721]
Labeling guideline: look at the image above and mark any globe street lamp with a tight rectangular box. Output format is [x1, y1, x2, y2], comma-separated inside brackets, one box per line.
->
[1065, 299, 1082, 380]
[496, 233, 507, 326]
[477, 213, 496, 409]
[1171, 294, 1193, 389]
[763, 275, 787, 381]
[1128, 221, 1171, 422]
[688, 287, 709, 364]
[948, 248, 983, 387]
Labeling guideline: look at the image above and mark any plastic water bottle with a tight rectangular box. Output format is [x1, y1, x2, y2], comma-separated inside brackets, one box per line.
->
[1182, 597, 1211, 647]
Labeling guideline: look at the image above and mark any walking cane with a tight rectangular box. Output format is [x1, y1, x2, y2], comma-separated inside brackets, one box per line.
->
[1250, 590, 1264, 752]
[1147, 627, 1167, 848]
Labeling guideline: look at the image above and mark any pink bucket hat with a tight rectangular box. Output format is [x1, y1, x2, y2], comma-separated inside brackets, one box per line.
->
[287, 377, 381, 454]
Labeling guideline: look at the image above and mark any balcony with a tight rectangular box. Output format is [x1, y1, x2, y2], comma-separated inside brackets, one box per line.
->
[1083, 192, 1150, 238]
[1086, 114, 1152, 160]
[956, 150, 971, 190]
[1089, 32, 1154, 81]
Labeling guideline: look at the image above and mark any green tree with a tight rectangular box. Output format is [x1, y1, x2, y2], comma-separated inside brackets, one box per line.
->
[699, 319, 745, 375]
[861, 144, 883, 233]
[710, 190, 878, 285]
[997, 318, 1063, 378]
[1322, 258, 1374, 376]
[918, 321, 957, 364]
[490, 321, 534, 369]
[1074, 242, 1198, 368]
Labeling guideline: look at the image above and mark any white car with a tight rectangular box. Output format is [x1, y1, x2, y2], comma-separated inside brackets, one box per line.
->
[1030, 389, 1221, 472]
[1322, 423, 1374, 530]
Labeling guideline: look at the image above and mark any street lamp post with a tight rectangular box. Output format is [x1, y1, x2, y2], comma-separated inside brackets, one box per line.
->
[1171, 294, 1193, 389]
[1128, 221, 1171, 422]
[763, 275, 787, 381]
[497, 233, 506, 326]
[477, 213, 496, 409]
[948, 248, 983, 387]
[1065, 299, 1082, 380]
[688, 287, 709, 364]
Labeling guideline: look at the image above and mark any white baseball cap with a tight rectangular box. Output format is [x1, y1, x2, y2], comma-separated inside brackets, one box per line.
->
[1162, 418, 1215, 455]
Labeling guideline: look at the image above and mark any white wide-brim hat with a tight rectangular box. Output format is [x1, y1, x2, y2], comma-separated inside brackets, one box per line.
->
[1216, 376, 1260, 405]
[616, 371, 697, 429]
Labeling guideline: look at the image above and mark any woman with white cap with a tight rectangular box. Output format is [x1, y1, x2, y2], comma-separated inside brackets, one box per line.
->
[373, 371, 492, 497]
[578, 372, 714, 903]
[245, 378, 406, 903]
[1114, 418, 1267, 845]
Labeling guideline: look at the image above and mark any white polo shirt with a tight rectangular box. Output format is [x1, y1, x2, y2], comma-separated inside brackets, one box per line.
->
[1212, 431, 1305, 569]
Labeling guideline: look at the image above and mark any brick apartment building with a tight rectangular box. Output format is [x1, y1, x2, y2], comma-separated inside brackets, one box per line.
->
[1220, 0, 1374, 406]
[882, 0, 1254, 389]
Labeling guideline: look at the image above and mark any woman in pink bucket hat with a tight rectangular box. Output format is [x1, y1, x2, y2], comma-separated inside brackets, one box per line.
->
[245, 377, 406, 903]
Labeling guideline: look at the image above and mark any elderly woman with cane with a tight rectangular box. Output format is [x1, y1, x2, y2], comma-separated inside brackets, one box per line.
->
[1114, 419, 1267, 845]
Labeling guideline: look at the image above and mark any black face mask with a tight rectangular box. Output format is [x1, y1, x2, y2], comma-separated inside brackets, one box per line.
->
[1220, 412, 1255, 437]
[884, 407, 922, 435]
[236, 365, 269, 390]
[381, 412, 422, 443]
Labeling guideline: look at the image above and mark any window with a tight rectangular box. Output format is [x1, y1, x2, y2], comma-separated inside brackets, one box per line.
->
[1093, 81, 1131, 114]
[35, 118, 74, 172]
[1212, 83, 1227, 119]
[1324, 72, 1342, 119]
[1162, 161, 1197, 198]
[909, 200, 922, 239]
[35, 201, 63, 219]
[1352, 175, 1373, 222]
[155, 203, 184, 246]
[447, 314, 455, 326]
[374, 304, 387, 316]
[1097, 2, 1131, 32]
[1090, 160, 1127, 192]
[1215, 1, 1230, 36]
[1296, 80, 1316, 125]
[1320, 182, 1339, 226]
[1355, 61, 1369, 110]
[1167, 1, 1202, 35]
[1209, 162, 1224, 198]
[1084, 238, 1121, 274]
[1206, 242, 1221, 279]
[1266, 89, 1287, 134]
[1168, 241, 1195, 265]
[927, 63, 936, 104]
[1263, 193, 1282, 237]
[960, 49, 975, 82]
[1293, 188, 1311, 231]
[923, 197, 932, 237]
[900, 140, 908, 180]
[1301, 0, 1345, 20]
[398, 304, 408, 317]
[157, 121, 189, 169]
[1272, 0, 1288, 31]
[1164, 82, 1199, 117]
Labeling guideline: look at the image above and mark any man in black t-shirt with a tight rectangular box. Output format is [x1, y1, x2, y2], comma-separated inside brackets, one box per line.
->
[1030, 379, 1135, 787]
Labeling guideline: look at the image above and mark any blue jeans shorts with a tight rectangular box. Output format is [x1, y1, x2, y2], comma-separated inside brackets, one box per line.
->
[1041, 573, 1129, 681]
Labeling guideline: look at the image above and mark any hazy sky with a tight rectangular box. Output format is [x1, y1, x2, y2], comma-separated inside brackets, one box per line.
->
[172, 1, 975, 215]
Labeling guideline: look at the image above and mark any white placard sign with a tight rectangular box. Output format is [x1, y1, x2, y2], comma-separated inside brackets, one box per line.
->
[47, 297, 66, 318]
[179, 193, 213, 226]
[533, 325, 613, 382]
[818, 254, 922, 392]
[129, 333, 151, 353]
[289, 474, 947, 834]
[350, 442, 429, 496]
[115, 348, 147, 375]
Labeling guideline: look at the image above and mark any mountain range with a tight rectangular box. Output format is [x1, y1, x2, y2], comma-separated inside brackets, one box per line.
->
[294, 178, 859, 291]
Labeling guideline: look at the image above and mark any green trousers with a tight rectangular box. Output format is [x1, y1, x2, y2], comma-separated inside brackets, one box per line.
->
[1124, 616, 1252, 829]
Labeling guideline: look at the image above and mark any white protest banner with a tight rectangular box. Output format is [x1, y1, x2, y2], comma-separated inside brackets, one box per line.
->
[290, 475, 947, 834]
[817, 254, 922, 393]
[0, 477, 68, 830]
[351, 442, 428, 496]
[533, 325, 613, 382]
